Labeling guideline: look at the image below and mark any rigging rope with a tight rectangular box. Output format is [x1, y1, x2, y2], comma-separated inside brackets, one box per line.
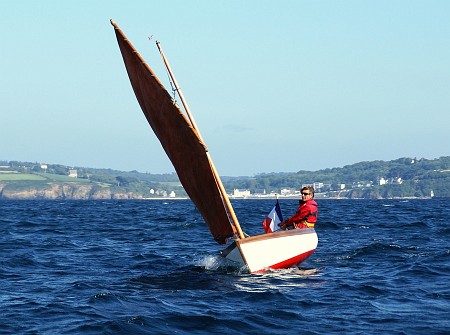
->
[162, 56, 178, 102]
[149, 36, 178, 102]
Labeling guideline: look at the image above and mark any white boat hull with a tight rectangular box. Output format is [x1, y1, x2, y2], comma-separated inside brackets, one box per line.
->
[222, 228, 318, 273]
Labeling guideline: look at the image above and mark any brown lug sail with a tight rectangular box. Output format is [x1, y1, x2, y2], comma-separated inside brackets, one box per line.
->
[111, 21, 234, 244]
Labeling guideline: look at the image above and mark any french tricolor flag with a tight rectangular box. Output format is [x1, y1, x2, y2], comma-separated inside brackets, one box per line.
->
[262, 200, 284, 233]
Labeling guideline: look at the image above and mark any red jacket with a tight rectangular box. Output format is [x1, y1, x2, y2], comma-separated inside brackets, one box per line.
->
[284, 199, 318, 229]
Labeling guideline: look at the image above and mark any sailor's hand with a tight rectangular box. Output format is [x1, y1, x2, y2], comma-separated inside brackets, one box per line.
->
[278, 221, 287, 230]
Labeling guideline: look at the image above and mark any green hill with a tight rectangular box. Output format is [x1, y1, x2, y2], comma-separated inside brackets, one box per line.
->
[0, 161, 186, 200]
[0, 156, 449, 199]
[224, 156, 450, 199]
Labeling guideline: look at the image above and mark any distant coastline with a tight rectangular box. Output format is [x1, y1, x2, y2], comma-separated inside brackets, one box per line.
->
[1, 157, 449, 200]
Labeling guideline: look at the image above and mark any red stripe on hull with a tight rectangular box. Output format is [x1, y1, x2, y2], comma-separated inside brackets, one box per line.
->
[253, 249, 316, 273]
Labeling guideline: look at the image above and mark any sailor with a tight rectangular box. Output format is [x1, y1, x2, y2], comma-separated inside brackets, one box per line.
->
[278, 186, 318, 230]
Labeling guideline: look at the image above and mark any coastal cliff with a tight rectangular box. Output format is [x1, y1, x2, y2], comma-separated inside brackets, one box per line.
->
[0, 182, 142, 200]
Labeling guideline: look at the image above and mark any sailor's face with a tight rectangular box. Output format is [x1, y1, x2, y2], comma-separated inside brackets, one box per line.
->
[301, 191, 312, 199]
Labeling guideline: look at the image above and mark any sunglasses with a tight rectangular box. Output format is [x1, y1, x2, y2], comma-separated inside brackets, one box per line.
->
[301, 192, 311, 196]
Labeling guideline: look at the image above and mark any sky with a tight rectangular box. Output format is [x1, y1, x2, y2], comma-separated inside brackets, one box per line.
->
[1, 1, 449, 176]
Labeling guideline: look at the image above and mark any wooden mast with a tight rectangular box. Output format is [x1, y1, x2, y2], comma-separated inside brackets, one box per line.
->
[156, 41, 245, 240]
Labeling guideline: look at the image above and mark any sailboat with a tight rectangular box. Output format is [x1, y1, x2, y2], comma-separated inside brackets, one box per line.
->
[111, 20, 318, 273]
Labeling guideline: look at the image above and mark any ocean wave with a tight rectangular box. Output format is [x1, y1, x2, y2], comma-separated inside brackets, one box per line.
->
[1, 199, 449, 334]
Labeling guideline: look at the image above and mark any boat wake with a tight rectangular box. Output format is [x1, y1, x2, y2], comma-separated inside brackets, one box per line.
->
[195, 254, 247, 274]
[194, 253, 323, 279]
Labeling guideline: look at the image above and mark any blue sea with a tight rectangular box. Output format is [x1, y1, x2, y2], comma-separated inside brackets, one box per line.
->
[1, 199, 449, 334]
